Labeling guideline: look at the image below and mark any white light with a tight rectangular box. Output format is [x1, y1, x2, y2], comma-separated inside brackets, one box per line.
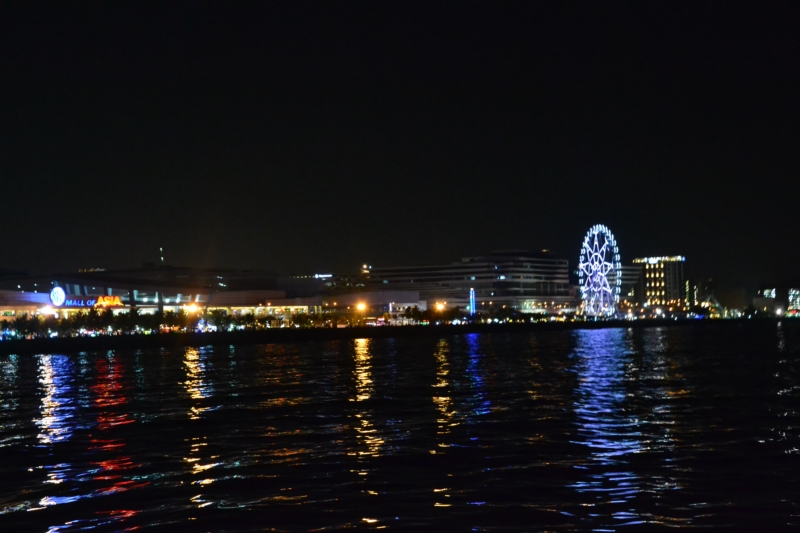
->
[49, 287, 66, 307]
[578, 224, 621, 317]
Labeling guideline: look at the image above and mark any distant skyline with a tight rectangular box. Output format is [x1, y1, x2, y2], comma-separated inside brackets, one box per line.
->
[2, 2, 798, 293]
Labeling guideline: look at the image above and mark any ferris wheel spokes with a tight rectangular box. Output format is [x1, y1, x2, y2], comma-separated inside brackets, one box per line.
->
[578, 224, 621, 317]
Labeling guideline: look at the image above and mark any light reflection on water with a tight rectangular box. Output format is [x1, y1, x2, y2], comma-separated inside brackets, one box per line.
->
[464, 333, 491, 420]
[35, 355, 75, 445]
[568, 328, 696, 528]
[29, 353, 146, 532]
[0, 354, 21, 447]
[87, 354, 144, 494]
[182, 347, 221, 497]
[180, 346, 230, 512]
[183, 347, 213, 419]
[570, 329, 646, 525]
[432, 339, 456, 445]
[350, 338, 384, 461]
[0, 325, 797, 531]
[431, 338, 457, 509]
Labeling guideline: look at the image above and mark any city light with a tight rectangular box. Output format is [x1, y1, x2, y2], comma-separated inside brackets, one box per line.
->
[632, 256, 685, 264]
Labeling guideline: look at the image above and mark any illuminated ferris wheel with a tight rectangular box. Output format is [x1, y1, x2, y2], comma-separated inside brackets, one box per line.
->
[578, 224, 621, 317]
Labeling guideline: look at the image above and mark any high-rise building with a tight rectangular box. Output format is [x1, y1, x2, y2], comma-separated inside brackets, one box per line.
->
[632, 256, 686, 306]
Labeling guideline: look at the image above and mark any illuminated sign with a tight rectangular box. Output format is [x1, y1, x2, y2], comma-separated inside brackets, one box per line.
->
[65, 299, 97, 308]
[95, 295, 123, 307]
[50, 287, 66, 306]
[50, 294, 125, 308]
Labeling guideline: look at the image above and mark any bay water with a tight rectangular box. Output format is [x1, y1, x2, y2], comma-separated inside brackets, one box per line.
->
[1, 323, 798, 531]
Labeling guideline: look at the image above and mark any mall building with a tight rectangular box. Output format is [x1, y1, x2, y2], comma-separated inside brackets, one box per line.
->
[0, 264, 425, 321]
[367, 250, 578, 312]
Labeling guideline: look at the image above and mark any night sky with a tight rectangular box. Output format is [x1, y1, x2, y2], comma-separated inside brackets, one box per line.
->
[2, 2, 798, 293]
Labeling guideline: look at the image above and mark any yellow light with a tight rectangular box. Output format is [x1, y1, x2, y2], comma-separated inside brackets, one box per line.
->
[357, 303, 366, 311]
[186, 304, 199, 313]
[436, 303, 444, 311]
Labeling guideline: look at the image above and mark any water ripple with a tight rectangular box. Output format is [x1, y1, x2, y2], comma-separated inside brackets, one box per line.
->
[0, 325, 798, 530]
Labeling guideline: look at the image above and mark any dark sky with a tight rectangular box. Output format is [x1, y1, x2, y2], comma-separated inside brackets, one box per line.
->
[2, 2, 798, 292]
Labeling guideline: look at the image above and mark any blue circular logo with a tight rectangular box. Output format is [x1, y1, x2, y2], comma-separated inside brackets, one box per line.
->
[50, 287, 66, 307]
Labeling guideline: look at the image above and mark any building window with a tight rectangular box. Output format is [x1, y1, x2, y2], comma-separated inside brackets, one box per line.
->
[764, 289, 776, 299]
[789, 289, 800, 311]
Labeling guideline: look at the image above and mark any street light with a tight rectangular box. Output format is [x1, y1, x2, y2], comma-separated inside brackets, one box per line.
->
[436, 303, 444, 311]
[356, 302, 366, 327]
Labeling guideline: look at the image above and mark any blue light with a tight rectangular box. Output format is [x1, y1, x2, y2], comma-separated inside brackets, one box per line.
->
[469, 288, 476, 316]
[465, 334, 491, 418]
[569, 329, 645, 514]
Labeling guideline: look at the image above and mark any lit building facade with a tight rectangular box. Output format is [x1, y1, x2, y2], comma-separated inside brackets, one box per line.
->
[619, 264, 644, 306]
[0, 265, 426, 322]
[753, 283, 800, 316]
[0, 266, 321, 320]
[789, 289, 800, 312]
[369, 250, 576, 312]
[632, 256, 686, 306]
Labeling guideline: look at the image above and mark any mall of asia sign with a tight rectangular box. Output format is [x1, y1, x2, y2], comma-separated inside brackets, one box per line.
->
[50, 287, 124, 308]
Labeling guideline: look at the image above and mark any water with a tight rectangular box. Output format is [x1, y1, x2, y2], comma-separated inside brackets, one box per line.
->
[1, 323, 798, 531]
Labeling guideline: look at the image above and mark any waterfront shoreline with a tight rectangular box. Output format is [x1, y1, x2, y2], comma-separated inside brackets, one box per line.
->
[0, 319, 757, 355]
